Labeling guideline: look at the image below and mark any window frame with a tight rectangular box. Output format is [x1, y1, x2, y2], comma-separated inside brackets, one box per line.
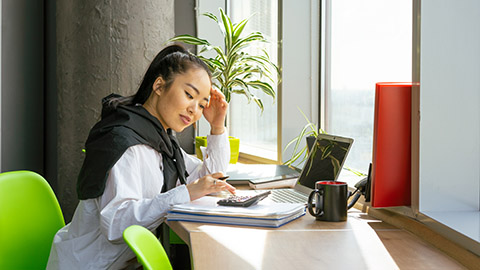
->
[197, 0, 321, 165]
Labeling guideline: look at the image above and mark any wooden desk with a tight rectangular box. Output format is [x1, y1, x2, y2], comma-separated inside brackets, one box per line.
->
[167, 208, 464, 270]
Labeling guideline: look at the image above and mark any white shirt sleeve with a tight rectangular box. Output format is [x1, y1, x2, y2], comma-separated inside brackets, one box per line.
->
[97, 145, 190, 242]
[96, 132, 229, 243]
[183, 131, 230, 184]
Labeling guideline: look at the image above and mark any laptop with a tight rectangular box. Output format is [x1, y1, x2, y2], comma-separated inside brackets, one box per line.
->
[258, 133, 354, 204]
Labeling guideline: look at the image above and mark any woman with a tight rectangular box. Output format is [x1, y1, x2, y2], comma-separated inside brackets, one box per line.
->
[47, 45, 235, 269]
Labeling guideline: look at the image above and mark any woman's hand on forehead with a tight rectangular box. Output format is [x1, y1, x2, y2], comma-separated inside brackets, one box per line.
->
[203, 87, 228, 135]
[209, 88, 225, 101]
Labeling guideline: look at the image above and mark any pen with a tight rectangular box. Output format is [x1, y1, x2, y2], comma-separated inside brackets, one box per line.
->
[216, 175, 233, 195]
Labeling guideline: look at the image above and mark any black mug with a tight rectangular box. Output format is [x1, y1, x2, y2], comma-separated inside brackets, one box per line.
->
[307, 181, 349, 222]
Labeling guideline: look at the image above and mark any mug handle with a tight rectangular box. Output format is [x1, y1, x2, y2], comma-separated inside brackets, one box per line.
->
[307, 188, 324, 217]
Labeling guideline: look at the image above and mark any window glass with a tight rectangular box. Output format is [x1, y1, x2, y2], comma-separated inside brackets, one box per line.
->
[327, 0, 412, 173]
[228, 0, 279, 161]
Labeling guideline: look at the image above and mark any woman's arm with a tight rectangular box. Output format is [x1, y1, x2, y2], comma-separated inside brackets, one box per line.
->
[98, 144, 233, 242]
[183, 87, 230, 183]
[183, 131, 230, 184]
[98, 145, 189, 242]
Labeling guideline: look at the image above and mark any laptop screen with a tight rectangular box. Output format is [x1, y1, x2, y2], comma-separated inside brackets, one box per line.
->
[298, 134, 354, 189]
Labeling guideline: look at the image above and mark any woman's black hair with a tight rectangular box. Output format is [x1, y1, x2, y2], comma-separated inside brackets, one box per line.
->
[108, 44, 212, 108]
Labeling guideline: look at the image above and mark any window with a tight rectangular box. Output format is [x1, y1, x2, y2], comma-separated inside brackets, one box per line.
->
[325, 0, 412, 174]
[227, 0, 279, 162]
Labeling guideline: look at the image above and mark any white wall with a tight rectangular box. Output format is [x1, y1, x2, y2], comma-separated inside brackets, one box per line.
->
[280, 0, 320, 163]
[419, 0, 480, 212]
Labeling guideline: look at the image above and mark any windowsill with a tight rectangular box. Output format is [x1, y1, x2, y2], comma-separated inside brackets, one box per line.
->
[420, 210, 480, 253]
[237, 144, 279, 164]
[235, 149, 480, 261]
[238, 152, 279, 165]
[240, 143, 277, 161]
[355, 200, 480, 266]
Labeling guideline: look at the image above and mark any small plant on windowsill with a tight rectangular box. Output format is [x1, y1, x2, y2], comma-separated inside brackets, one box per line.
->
[283, 109, 326, 168]
[167, 7, 280, 163]
[283, 108, 366, 177]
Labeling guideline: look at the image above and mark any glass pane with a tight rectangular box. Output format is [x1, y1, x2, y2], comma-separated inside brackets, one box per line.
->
[327, 0, 412, 173]
[228, 0, 278, 160]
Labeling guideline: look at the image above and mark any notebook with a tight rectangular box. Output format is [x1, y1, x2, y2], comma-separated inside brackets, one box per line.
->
[167, 194, 305, 228]
[257, 133, 354, 204]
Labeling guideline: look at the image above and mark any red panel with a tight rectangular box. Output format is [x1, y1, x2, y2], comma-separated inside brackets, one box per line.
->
[371, 83, 411, 207]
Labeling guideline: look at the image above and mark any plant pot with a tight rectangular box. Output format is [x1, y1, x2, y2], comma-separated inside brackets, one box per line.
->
[195, 136, 240, 164]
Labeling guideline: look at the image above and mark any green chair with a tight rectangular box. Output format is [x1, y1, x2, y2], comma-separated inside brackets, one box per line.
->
[123, 225, 173, 270]
[0, 170, 65, 269]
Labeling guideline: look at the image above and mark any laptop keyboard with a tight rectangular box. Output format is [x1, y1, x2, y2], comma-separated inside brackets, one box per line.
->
[255, 189, 308, 204]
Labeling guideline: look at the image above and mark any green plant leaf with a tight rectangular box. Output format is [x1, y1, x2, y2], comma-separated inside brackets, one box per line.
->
[198, 45, 215, 55]
[283, 136, 300, 155]
[247, 81, 275, 99]
[167, 7, 278, 114]
[210, 46, 227, 66]
[232, 17, 249, 43]
[230, 68, 263, 85]
[320, 143, 333, 160]
[283, 108, 322, 166]
[221, 86, 231, 102]
[202, 12, 218, 23]
[230, 32, 266, 56]
[298, 108, 323, 134]
[291, 123, 314, 159]
[219, 8, 233, 53]
[253, 97, 264, 112]
[167, 35, 210, 46]
[201, 57, 223, 70]
[244, 55, 279, 75]
[284, 145, 307, 166]
[304, 145, 319, 176]
[231, 79, 253, 100]
[344, 166, 367, 177]
[329, 156, 341, 178]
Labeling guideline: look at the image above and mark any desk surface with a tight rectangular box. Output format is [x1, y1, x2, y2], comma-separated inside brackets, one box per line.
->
[167, 208, 465, 270]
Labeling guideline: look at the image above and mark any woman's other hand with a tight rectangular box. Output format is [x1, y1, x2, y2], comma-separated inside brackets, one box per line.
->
[203, 88, 228, 135]
[186, 172, 236, 201]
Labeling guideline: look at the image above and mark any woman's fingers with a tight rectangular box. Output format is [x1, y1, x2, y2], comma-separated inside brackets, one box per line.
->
[208, 88, 227, 108]
[210, 172, 225, 179]
[208, 173, 236, 194]
[187, 173, 237, 201]
[210, 87, 226, 100]
[210, 178, 236, 194]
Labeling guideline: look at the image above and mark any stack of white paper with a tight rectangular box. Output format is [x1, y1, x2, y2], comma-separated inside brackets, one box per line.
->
[167, 195, 306, 228]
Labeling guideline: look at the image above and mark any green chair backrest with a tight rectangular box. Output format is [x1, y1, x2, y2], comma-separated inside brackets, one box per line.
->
[123, 225, 173, 270]
[0, 170, 65, 269]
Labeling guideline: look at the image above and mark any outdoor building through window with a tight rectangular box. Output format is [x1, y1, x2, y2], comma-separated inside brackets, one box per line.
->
[326, 0, 412, 173]
[225, 0, 412, 171]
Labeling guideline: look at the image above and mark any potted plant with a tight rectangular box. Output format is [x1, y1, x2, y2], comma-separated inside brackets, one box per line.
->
[283, 109, 366, 177]
[283, 109, 326, 167]
[167, 8, 280, 163]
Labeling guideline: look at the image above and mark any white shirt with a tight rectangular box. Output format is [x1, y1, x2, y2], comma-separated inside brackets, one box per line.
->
[47, 132, 230, 270]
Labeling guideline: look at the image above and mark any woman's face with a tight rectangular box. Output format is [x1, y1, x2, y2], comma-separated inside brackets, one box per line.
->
[148, 68, 211, 132]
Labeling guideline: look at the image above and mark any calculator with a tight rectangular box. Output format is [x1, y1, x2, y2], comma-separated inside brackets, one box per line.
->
[217, 191, 271, 207]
